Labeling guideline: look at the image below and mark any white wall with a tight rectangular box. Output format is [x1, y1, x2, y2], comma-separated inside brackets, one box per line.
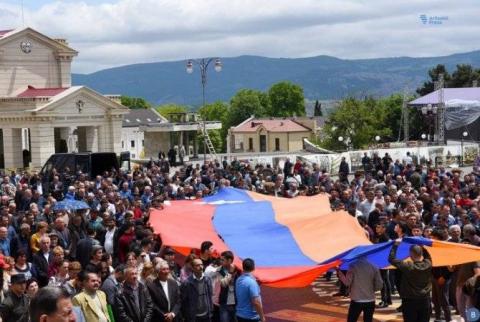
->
[121, 127, 144, 159]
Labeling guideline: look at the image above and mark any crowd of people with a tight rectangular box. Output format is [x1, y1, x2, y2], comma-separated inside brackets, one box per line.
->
[0, 156, 270, 322]
[0, 151, 479, 322]
[335, 151, 480, 322]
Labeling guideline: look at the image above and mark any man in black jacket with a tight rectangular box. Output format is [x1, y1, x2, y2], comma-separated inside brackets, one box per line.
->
[114, 266, 153, 322]
[339, 157, 350, 184]
[147, 261, 181, 321]
[181, 258, 213, 322]
[76, 227, 97, 268]
[0, 274, 29, 322]
[32, 235, 53, 287]
[9, 223, 31, 261]
[388, 239, 432, 322]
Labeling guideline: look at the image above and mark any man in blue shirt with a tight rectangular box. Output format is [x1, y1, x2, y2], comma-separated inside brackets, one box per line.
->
[0, 226, 10, 256]
[119, 182, 133, 202]
[235, 258, 265, 322]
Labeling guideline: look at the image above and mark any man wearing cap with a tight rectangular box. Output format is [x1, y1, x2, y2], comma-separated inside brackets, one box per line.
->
[0, 273, 29, 322]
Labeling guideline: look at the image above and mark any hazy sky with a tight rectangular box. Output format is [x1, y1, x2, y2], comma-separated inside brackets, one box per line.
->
[0, 0, 477, 73]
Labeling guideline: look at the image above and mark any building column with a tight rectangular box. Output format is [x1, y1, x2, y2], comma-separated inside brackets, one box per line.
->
[97, 124, 109, 152]
[2, 128, 23, 170]
[193, 132, 198, 158]
[111, 118, 123, 153]
[179, 131, 184, 150]
[85, 126, 99, 152]
[67, 126, 78, 152]
[56, 55, 73, 88]
[169, 132, 174, 149]
[226, 129, 231, 157]
[30, 125, 55, 169]
[184, 132, 189, 156]
[99, 116, 123, 153]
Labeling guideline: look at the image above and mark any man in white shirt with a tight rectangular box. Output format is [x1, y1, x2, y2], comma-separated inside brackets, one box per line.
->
[358, 191, 375, 221]
[147, 261, 181, 321]
[32, 235, 54, 287]
[402, 152, 413, 166]
[102, 217, 116, 256]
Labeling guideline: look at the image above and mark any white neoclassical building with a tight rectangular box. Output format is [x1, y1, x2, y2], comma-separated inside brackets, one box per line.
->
[0, 27, 128, 170]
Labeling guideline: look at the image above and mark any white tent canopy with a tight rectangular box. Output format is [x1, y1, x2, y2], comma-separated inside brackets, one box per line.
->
[444, 99, 480, 130]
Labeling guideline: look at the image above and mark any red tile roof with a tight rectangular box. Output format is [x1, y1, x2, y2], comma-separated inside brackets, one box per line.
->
[233, 118, 310, 133]
[17, 86, 68, 98]
[0, 29, 13, 38]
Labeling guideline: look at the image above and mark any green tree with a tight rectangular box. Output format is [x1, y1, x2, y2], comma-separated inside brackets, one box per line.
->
[450, 64, 480, 87]
[376, 94, 403, 141]
[416, 64, 451, 96]
[267, 81, 305, 117]
[407, 107, 430, 140]
[156, 104, 188, 119]
[120, 96, 151, 109]
[228, 89, 268, 127]
[198, 101, 229, 123]
[320, 97, 392, 150]
[314, 100, 323, 116]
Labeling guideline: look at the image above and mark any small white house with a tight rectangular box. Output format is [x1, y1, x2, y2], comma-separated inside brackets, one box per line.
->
[122, 110, 222, 161]
[121, 108, 167, 159]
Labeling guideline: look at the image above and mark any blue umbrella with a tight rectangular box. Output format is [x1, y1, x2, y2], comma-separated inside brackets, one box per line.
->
[53, 199, 90, 212]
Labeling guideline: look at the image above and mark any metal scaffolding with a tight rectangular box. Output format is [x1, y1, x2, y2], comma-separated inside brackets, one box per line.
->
[434, 74, 445, 144]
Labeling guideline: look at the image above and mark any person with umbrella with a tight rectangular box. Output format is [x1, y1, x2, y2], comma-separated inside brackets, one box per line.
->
[53, 198, 90, 212]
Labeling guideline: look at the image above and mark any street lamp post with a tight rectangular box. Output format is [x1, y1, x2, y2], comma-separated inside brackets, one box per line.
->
[338, 136, 344, 151]
[421, 133, 427, 146]
[186, 58, 222, 162]
[461, 131, 468, 166]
